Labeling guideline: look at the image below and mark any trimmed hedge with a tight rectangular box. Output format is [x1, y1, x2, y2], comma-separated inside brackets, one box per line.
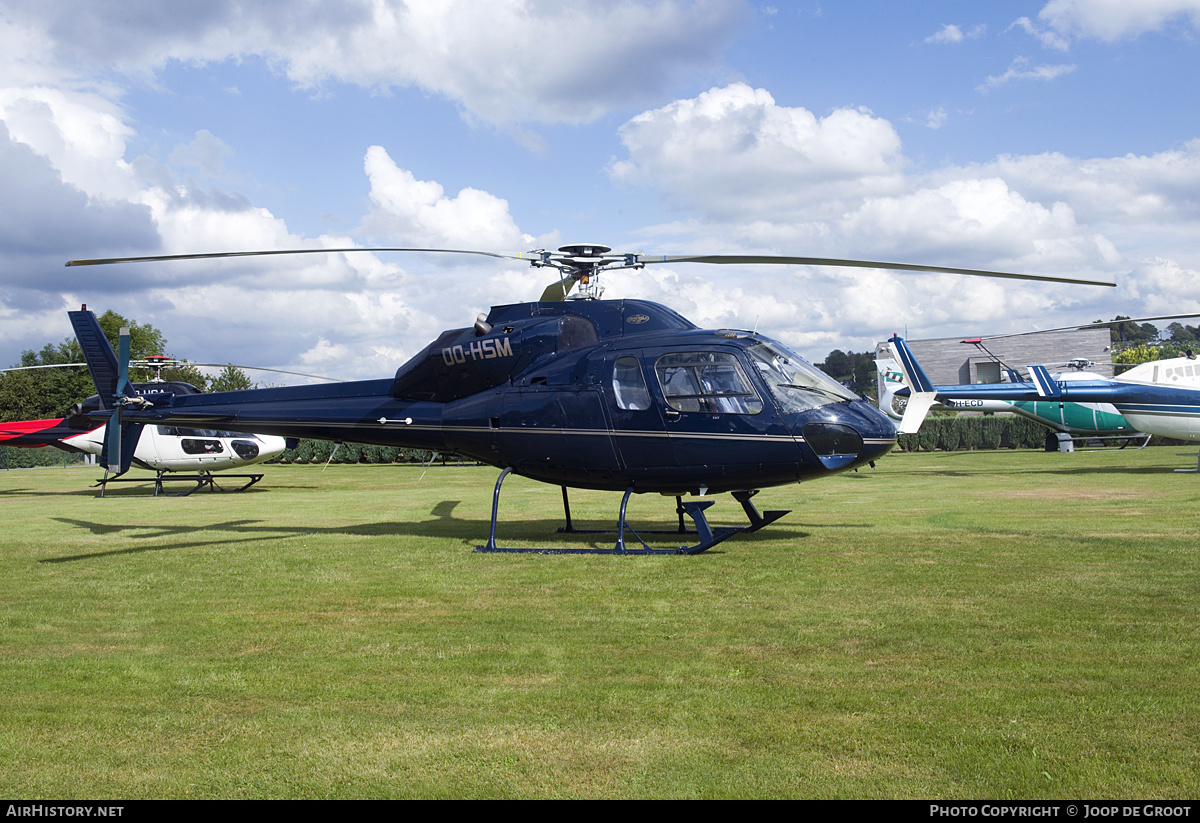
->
[0, 446, 87, 469]
[269, 440, 426, 465]
[897, 415, 1051, 452]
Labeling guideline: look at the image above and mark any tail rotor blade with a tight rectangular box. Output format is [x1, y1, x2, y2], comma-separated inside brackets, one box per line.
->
[116, 327, 132, 400]
[104, 410, 122, 474]
[103, 328, 135, 476]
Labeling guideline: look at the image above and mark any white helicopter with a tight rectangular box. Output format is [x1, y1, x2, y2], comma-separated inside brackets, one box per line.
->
[2, 355, 292, 495]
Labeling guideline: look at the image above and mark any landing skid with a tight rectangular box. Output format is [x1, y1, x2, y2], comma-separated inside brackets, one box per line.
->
[1047, 431, 1152, 453]
[1174, 452, 1200, 473]
[475, 468, 790, 555]
[93, 470, 265, 497]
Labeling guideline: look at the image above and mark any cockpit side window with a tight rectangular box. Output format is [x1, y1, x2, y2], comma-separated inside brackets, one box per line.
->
[653, 351, 763, 414]
[612, 356, 652, 410]
[746, 341, 858, 413]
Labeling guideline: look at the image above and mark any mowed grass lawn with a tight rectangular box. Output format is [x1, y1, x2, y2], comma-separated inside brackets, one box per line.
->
[1, 447, 1197, 798]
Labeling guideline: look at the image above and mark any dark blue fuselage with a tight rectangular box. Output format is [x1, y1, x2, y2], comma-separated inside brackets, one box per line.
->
[120, 300, 898, 493]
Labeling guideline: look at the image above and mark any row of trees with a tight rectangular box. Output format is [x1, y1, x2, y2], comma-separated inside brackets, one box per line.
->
[1104, 316, 1200, 349]
[272, 441, 435, 465]
[0, 311, 253, 423]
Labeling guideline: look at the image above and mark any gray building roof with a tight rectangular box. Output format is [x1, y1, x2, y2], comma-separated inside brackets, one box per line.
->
[875, 328, 1114, 383]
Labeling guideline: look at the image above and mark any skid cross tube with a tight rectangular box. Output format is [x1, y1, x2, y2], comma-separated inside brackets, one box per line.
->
[557, 487, 693, 537]
[476, 470, 768, 555]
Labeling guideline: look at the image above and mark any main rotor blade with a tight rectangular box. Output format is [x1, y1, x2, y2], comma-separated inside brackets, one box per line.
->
[978, 313, 1200, 340]
[65, 247, 542, 267]
[186, 363, 344, 383]
[0, 363, 87, 373]
[64, 246, 1115, 288]
[640, 254, 1116, 288]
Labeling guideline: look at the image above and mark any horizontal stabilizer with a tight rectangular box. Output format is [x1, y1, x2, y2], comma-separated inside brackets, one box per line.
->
[899, 391, 939, 434]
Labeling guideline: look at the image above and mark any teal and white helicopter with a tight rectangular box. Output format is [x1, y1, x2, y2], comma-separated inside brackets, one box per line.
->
[875, 316, 1200, 451]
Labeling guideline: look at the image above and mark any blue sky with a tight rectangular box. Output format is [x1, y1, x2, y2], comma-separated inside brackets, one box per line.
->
[2, 0, 1199, 379]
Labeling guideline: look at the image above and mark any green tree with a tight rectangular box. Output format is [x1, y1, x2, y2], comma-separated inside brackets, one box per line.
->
[817, 349, 875, 397]
[1, 311, 171, 422]
[162, 365, 211, 391]
[1168, 322, 1200, 343]
[208, 365, 253, 392]
[1108, 316, 1158, 347]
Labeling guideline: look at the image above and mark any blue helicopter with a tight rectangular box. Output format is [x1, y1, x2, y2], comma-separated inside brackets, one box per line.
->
[888, 333, 1200, 471]
[65, 244, 1112, 553]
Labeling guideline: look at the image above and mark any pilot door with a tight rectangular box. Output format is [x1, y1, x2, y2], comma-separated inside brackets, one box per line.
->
[647, 347, 800, 471]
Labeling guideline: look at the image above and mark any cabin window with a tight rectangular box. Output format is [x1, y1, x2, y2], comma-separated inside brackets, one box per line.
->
[654, 351, 763, 414]
[180, 438, 224, 455]
[746, 342, 857, 413]
[612, 356, 651, 410]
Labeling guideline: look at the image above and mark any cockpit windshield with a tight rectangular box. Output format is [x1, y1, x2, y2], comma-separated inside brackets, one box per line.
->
[746, 341, 858, 413]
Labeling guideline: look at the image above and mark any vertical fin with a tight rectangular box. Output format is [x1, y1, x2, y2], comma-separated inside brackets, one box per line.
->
[71, 313, 142, 476]
[68, 310, 120, 409]
[888, 336, 939, 433]
[1029, 365, 1062, 398]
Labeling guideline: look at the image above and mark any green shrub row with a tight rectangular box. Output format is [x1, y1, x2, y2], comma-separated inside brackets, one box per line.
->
[896, 415, 1052, 452]
[0, 446, 87, 470]
[268, 440, 430, 465]
[269, 440, 486, 465]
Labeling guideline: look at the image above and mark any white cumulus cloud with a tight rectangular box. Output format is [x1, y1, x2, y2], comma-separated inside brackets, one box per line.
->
[359, 146, 531, 250]
[3, 0, 748, 127]
[1038, 0, 1200, 42]
[610, 83, 905, 221]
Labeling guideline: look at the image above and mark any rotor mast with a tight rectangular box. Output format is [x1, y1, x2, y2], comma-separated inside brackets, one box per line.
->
[529, 244, 644, 301]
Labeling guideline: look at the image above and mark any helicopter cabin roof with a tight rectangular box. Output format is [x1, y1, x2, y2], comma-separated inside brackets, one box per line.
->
[485, 299, 698, 340]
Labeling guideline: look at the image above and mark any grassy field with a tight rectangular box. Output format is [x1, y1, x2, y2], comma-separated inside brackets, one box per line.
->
[1, 448, 1198, 798]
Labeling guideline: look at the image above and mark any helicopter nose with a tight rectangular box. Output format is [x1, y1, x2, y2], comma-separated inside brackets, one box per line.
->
[801, 421, 864, 470]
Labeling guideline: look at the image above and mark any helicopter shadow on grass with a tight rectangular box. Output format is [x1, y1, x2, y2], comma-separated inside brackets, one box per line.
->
[42, 496, 833, 563]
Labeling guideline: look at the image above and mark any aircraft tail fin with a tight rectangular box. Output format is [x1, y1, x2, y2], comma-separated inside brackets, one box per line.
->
[68, 310, 120, 410]
[98, 418, 143, 475]
[888, 336, 939, 433]
[68, 310, 140, 475]
[1029, 365, 1062, 398]
[889, 335, 936, 392]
